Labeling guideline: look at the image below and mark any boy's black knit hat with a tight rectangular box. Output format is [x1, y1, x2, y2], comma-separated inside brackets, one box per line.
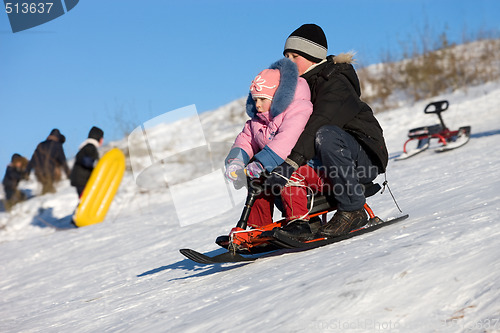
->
[88, 126, 104, 141]
[283, 24, 328, 63]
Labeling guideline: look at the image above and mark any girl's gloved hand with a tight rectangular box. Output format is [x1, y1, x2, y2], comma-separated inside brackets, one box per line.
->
[224, 160, 245, 182]
[245, 161, 265, 179]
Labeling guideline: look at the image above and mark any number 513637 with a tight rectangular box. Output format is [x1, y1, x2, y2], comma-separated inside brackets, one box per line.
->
[5, 2, 54, 14]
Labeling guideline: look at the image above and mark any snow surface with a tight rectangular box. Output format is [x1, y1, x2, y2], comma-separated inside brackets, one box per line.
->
[1, 80, 500, 333]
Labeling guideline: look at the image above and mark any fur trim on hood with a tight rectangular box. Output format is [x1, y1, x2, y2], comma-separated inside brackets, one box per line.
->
[246, 58, 298, 119]
[78, 138, 101, 150]
[331, 51, 357, 64]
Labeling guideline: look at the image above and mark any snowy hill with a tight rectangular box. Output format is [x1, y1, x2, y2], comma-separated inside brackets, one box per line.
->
[1, 78, 500, 332]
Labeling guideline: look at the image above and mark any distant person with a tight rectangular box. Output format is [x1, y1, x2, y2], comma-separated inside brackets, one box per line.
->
[2, 153, 29, 211]
[26, 128, 70, 194]
[70, 126, 104, 197]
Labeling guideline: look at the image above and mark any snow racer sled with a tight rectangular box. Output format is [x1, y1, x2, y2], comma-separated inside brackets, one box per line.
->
[180, 174, 409, 264]
[396, 100, 471, 160]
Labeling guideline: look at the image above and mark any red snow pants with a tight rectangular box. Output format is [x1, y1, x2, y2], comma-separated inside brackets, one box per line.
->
[247, 165, 325, 228]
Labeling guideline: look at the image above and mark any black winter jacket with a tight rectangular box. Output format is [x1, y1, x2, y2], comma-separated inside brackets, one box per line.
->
[288, 54, 389, 173]
[2, 165, 24, 191]
[70, 142, 99, 188]
[26, 136, 70, 178]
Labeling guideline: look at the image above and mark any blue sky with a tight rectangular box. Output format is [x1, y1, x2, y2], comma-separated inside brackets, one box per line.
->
[1, 0, 499, 173]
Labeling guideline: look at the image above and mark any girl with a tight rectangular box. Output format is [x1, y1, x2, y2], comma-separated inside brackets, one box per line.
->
[225, 58, 324, 228]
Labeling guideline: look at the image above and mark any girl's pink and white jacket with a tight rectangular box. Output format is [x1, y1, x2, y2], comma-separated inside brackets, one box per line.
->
[225, 58, 313, 172]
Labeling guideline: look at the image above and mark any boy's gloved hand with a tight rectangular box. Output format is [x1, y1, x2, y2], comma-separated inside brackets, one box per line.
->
[263, 160, 297, 190]
[245, 161, 265, 179]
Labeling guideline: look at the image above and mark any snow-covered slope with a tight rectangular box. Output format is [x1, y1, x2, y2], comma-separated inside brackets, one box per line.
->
[1, 80, 499, 332]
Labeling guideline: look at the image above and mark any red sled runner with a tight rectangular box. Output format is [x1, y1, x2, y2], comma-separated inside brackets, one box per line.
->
[396, 100, 471, 160]
[180, 177, 409, 264]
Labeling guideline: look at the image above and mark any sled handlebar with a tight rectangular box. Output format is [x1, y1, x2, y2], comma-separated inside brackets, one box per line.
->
[230, 169, 268, 230]
[424, 100, 450, 129]
[234, 179, 264, 229]
[424, 100, 449, 114]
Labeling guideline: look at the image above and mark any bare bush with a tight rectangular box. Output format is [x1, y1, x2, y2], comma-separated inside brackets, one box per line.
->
[359, 32, 500, 112]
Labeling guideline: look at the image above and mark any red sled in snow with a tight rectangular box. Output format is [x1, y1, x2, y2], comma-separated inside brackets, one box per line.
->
[213, 179, 404, 255]
[180, 173, 409, 264]
[396, 100, 471, 160]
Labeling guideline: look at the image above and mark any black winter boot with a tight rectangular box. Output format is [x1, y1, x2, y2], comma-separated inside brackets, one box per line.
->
[315, 208, 368, 238]
[277, 219, 315, 241]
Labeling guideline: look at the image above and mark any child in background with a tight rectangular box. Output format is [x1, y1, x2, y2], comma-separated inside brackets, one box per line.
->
[2, 153, 29, 211]
[225, 58, 324, 229]
[70, 126, 104, 197]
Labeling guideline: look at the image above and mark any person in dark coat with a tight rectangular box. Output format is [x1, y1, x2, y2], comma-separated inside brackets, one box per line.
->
[2, 153, 28, 211]
[70, 126, 104, 197]
[26, 128, 70, 194]
[271, 24, 389, 240]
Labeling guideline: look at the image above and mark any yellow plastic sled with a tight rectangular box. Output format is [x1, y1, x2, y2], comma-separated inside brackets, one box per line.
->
[73, 148, 126, 227]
